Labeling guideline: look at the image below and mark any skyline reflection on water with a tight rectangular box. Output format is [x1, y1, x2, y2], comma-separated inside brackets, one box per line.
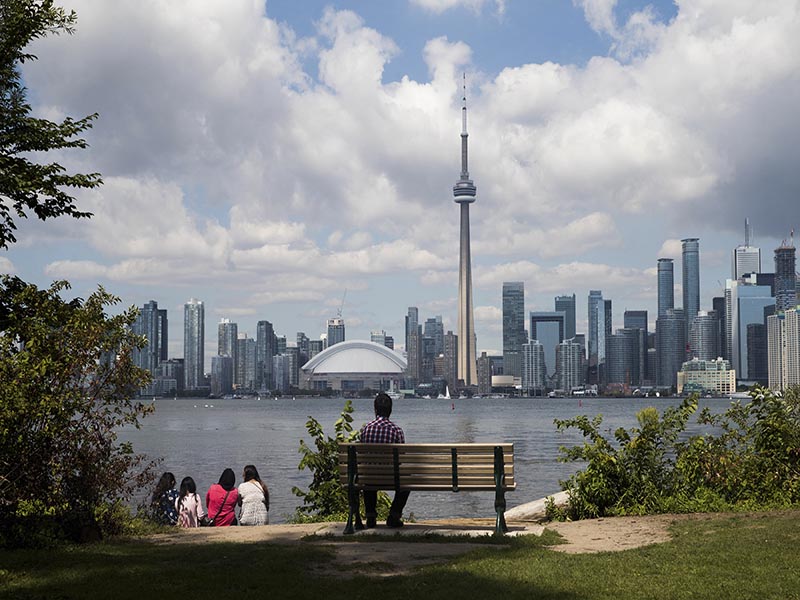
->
[121, 395, 731, 523]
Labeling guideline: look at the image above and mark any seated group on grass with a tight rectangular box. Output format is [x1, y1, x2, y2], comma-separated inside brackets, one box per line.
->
[151, 392, 411, 530]
[151, 465, 270, 527]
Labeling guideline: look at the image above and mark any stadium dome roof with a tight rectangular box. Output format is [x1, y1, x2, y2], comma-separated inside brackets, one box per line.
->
[301, 340, 407, 374]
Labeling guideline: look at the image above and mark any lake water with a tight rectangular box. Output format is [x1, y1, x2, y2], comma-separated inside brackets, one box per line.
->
[121, 395, 732, 523]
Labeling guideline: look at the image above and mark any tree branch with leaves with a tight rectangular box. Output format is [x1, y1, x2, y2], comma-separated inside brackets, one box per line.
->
[0, 0, 101, 249]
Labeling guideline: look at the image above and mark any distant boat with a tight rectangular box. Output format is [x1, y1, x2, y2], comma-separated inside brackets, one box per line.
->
[437, 386, 451, 400]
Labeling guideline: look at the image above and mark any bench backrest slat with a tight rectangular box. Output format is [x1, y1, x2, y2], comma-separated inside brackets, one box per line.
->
[338, 442, 516, 492]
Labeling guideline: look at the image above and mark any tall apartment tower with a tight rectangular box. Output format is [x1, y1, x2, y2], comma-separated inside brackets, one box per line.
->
[443, 330, 458, 390]
[774, 240, 797, 312]
[183, 298, 205, 391]
[728, 277, 773, 379]
[657, 258, 674, 319]
[555, 294, 577, 340]
[502, 282, 525, 377]
[624, 310, 648, 382]
[256, 320, 276, 391]
[556, 339, 584, 392]
[326, 317, 345, 347]
[656, 308, 686, 388]
[732, 219, 761, 279]
[682, 238, 700, 337]
[522, 341, 546, 395]
[218, 317, 238, 359]
[587, 290, 606, 384]
[132, 300, 165, 375]
[405, 307, 419, 352]
[689, 310, 719, 361]
[424, 316, 445, 356]
[453, 75, 478, 386]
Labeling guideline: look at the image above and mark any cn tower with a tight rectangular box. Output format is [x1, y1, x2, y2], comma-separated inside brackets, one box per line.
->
[453, 75, 478, 386]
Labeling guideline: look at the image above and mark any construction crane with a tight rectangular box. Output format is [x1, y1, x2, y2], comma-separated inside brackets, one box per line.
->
[336, 289, 347, 319]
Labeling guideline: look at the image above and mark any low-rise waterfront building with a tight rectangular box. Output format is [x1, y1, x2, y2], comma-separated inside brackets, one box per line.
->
[676, 358, 736, 395]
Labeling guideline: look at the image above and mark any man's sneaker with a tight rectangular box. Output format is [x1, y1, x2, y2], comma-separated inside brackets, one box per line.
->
[386, 515, 404, 528]
[366, 517, 377, 529]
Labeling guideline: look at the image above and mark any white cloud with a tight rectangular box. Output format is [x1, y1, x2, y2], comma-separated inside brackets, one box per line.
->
[657, 239, 683, 259]
[15, 0, 800, 349]
[0, 257, 16, 275]
[475, 260, 648, 296]
[44, 260, 107, 280]
[475, 305, 502, 321]
[410, 0, 506, 16]
[574, 0, 619, 37]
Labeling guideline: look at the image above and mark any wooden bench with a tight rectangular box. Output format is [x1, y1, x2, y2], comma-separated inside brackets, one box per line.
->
[338, 442, 516, 536]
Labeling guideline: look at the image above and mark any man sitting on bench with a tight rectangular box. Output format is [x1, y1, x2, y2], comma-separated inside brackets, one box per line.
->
[360, 392, 410, 528]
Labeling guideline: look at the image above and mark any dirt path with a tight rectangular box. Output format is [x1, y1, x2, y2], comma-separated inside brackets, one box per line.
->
[143, 515, 677, 577]
[543, 514, 675, 554]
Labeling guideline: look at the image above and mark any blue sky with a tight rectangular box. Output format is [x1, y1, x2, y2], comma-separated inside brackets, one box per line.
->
[3, 0, 799, 368]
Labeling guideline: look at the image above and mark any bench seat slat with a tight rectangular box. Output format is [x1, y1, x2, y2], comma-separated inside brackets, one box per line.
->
[338, 453, 513, 464]
[353, 483, 517, 491]
[339, 475, 516, 486]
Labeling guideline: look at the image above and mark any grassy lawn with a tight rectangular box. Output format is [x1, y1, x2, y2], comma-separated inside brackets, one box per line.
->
[2, 512, 799, 600]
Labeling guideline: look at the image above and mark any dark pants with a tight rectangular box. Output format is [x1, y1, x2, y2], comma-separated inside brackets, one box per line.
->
[364, 490, 410, 519]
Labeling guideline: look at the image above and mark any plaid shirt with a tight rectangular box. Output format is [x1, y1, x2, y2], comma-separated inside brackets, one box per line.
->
[360, 416, 405, 444]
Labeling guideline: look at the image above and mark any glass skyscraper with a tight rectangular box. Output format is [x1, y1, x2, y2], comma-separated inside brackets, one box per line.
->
[132, 300, 165, 376]
[587, 290, 606, 384]
[657, 258, 674, 319]
[217, 318, 238, 380]
[689, 310, 719, 361]
[555, 294, 576, 340]
[531, 311, 565, 387]
[502, 282, 525, 377]
[183, 298, 205, 391]
[623, 310, 648, 382]
[656, 308, 686, 388]
[682, 238, 700, 336]
[327, 317, 345, 347]
[774, 244, 797, 312]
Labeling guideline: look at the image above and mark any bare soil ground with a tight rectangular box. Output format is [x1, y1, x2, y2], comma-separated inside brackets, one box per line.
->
[144, 515, 677, 577]
[543, 514, 675, 554]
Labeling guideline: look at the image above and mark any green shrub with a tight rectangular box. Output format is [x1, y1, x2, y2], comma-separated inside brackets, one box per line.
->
[290, 401, 389, 522]
[550, 387, 800, 520]
[0, 278, 158, 547]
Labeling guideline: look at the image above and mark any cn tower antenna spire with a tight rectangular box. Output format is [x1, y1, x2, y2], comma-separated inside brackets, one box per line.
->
[461, 73, 469, 179]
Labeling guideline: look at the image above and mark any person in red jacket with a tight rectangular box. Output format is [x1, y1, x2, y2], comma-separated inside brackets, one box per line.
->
[206, 468, 239, 526]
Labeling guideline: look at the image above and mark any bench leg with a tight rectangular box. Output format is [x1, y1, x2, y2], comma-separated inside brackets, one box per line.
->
[494, 490, 508, 536]
[344, 487, 365, 535]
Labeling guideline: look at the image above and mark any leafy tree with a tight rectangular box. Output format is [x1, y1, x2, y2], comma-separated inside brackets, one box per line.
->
[0, 0, 101, 249]
[0, 276, 157, 546]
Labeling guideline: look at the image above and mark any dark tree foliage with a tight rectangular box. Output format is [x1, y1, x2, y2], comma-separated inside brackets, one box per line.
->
[0, 276, 157, 546]
[0, 0, 101, 249]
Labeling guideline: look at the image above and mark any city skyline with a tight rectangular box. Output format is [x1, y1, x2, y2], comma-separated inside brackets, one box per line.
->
[3, 1, 800, 363]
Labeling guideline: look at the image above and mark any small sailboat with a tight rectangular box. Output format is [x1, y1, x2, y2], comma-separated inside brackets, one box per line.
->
[437, 386, 451, 400]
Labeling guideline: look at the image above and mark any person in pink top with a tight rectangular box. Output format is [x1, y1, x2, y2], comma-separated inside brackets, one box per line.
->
[176, 476, 206, 528]
[205, 468, 239, 526]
